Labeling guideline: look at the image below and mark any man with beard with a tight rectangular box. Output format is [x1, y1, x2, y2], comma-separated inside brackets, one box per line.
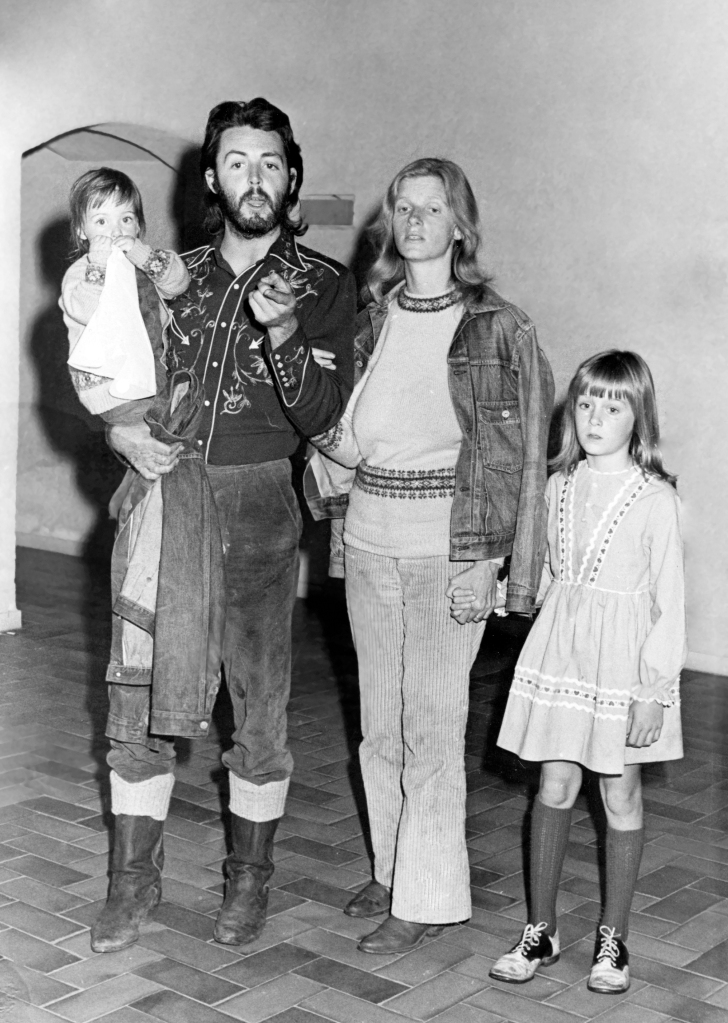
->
[96, 98, 356, 953]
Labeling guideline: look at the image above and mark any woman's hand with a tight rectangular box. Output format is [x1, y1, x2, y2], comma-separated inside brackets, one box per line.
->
[249, 270, 298, 348]
[312, 348, 336, 370]
[626, 701, 664, 747]
[108, 422, 183, 481]
[446, 561, 500, 625]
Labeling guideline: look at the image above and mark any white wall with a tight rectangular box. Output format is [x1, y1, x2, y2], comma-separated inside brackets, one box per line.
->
[1, 0, 726, 673]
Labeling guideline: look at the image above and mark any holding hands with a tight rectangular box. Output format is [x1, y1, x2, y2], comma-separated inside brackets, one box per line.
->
[446, 561, 501, 625]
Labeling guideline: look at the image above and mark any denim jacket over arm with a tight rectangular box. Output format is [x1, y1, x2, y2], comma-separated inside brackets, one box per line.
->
[303, 286, 554, 614]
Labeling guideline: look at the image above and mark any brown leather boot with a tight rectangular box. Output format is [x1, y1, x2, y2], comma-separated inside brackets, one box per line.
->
[214, 816, 279, 946]
[90, 814, 164, 953]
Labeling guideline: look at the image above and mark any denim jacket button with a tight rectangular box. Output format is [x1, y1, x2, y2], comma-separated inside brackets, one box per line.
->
[115, 672, 121, 678]
[502, 409, 510, 419]
[199, 721, 208, 730]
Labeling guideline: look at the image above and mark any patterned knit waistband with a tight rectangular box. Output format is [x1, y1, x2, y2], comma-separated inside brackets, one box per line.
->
[355, 462, 456, 499]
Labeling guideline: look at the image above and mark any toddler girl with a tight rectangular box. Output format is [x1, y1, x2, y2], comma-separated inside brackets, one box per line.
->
[489, 350, 686, 994]
[60, 167, 189, 424]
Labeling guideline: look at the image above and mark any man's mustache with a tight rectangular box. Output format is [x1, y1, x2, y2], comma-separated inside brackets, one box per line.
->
[240, 189, 270, 207]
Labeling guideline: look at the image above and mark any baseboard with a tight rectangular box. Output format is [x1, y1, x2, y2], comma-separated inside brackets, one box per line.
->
[16, 533, 86, 557]
[685, 650, 728, 679]
[0, 609, 22, 632]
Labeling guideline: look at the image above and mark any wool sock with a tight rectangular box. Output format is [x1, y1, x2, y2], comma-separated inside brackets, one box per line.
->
[110, 770, 175, 820]
[601, 825, 644, 939]
[529, 798, 572, 935]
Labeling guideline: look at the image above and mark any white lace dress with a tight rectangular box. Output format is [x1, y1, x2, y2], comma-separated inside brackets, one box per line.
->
[497, 463, 685, 774]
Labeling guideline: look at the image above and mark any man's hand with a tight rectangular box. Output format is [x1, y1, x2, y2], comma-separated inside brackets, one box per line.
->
[446, 561, 500, 625]
[88, 235, 113, 266]
[108, 422, 183, 481]
[626, 701, 664, 748]
[249, 270, 298, 349]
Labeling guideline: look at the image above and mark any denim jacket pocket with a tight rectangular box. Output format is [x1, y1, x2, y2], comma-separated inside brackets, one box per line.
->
[478, 400, 523, 472]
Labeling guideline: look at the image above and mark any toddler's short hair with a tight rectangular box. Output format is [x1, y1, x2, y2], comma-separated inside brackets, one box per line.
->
[68, 167, 145, 258]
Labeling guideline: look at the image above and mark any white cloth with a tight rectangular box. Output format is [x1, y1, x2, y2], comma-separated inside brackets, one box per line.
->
[68, 247, 157, 401]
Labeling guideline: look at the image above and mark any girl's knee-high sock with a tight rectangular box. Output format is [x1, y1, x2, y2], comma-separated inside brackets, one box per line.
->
[601, 826, 644, 939]
[529, 798, 572, 935]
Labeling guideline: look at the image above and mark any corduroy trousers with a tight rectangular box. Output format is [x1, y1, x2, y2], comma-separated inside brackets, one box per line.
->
[345, 546, 486, 924]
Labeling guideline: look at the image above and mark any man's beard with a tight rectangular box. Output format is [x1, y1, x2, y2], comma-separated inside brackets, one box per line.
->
[217, 185, 288, 239]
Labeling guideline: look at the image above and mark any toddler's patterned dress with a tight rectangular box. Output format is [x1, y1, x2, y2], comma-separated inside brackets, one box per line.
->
[497, 463, 685, 774]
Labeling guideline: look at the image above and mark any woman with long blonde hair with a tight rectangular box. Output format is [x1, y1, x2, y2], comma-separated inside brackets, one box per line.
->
[310, 157, 554, 952]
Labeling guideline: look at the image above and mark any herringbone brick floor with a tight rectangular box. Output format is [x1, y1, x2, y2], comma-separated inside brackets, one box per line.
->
[1, 547, 728, 1022]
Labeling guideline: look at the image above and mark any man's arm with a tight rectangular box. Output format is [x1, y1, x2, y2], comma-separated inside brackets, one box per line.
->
[250, 269, 357, 437]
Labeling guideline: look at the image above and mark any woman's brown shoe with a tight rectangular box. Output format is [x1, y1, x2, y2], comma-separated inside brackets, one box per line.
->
[344, 880, 391, 919]
[357, 914, 444, 954]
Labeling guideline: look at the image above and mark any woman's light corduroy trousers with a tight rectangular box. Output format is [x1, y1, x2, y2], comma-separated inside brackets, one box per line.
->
[345, 546, 486, 924]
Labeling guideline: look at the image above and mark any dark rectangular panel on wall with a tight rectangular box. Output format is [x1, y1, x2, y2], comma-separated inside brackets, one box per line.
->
[301, 195, 354, 226]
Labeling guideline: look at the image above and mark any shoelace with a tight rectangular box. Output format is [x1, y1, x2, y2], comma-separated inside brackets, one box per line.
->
[595, 925, 620, 965]
[514, 921, 548, 954]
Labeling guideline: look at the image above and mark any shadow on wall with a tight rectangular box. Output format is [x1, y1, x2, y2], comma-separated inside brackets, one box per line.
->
[27, 214, 123, 564]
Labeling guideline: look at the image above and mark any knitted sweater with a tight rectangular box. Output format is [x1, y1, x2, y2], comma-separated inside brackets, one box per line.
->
[60, 240, 190, 423]
[344, 300, 463, 557]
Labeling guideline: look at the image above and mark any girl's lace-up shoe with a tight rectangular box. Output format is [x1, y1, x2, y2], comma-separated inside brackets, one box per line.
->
[489, 922, 560, 983]
[587, 925, 630, 993]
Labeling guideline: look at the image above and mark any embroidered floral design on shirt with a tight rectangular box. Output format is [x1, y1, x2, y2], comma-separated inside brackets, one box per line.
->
[356, 463, 456, 499]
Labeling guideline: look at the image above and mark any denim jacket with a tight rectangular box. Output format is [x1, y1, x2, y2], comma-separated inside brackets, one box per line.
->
[304, 286, 554, 613]
[106, 370, 226, 740]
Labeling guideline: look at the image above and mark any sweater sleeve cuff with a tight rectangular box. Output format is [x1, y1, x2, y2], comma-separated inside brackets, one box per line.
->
[84, 262, 106, 285]
[126, 239, 153, 268]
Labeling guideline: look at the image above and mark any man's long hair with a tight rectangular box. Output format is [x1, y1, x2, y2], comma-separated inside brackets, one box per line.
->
[550, 349, 677, 486]
[200, 98, 306, 237]
[365, 157, 492, 305]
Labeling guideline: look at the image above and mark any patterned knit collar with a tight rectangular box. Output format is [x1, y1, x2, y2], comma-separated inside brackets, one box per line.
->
[397, 288, 460, 313]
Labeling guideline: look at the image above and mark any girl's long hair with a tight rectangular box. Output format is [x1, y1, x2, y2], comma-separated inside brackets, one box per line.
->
[364, 157, 492, 306]
[551, 349, 677, 486]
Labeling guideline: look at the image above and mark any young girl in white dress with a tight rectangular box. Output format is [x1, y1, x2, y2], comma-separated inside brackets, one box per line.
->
[488, 350, 686, 994]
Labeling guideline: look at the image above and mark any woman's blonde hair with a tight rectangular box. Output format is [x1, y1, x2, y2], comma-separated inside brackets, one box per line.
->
[364, 157, 492, 305]
[551, 349, 676, 486]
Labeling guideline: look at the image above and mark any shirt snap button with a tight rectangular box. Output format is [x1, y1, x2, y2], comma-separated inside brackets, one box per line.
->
[212, 361, 218, 368]
[204, 400, 210, 407]
[501, 410, 510, 419]
[197, 439, 203, 446]
[221, 322, 227, 328]
[200, 721, 208, 730]
[233, 284, 240, 290]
